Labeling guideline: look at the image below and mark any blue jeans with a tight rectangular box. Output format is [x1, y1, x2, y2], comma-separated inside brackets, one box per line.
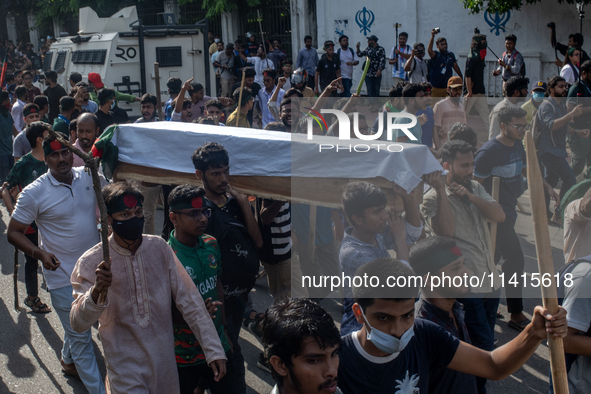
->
[0, 154, 13, 182]
[540, 153, 577, 214]
[340, 78, 353, 97]
[458, 288, 501, 394]
[365, 76, 382, 97]
[50, 285, 105, 394]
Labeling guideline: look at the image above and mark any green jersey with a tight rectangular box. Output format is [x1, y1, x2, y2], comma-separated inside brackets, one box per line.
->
[168, 231, 230, 366]
[7, 152, 48, 190]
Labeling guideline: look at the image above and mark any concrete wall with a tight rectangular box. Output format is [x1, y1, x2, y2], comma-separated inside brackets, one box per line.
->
[315, 0, 591, 96]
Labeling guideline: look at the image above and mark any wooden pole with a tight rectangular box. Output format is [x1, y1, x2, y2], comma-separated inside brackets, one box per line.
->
[235, 70, 246, 127]
[524, 130, 569, 393]
[489, 176, 500, 260]
[14, 247, 22, 311]
[46, 127, 111, 306]
[154, 62, 163, 121]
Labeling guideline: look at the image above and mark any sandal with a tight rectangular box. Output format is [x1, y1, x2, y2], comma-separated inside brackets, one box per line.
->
[508, 319, 530, 332]
[243, 310, 265, 328]
[24, 297, 52, 314]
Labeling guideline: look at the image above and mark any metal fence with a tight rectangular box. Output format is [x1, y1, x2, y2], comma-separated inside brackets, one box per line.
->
[179, 2, 222, 34]
[240, 0, 292, 59]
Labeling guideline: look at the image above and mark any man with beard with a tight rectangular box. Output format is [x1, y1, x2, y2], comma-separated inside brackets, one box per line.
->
[7, 133, 107, 394]
[475, 107, 559, 333]
[262, 299, 342, 394]
[465, 33, 491, 132]
[134, 94, 158, 123]
[492, 35, 524, 96]
[421, 140, 505, 394]
[355, 35, 386, 97]
[43, 71, 67, 123]
[75, 82, 98, 113]
[409, 236, 476, 394]
[72, 113, 100, 167]
[243, 46, 275, 88]
[192, 142, 263, 393]
[428, 29, 463, 98]
[488, 75, 529, 140]
[566, 61, 591, 177]
[538, 76, 589, 220]
[70, 182, 226, 393]
[433, 77, 467, 150]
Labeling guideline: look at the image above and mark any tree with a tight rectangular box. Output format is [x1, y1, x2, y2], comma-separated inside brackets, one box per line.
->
[462, 0, 591, 14]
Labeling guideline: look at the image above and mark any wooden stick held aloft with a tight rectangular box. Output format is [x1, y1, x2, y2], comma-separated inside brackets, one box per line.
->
[46, 128, 111, 305]
[235, 69, 246, 127]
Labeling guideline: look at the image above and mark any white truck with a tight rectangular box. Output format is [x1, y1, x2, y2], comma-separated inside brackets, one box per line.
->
[45, 6, 214, 119]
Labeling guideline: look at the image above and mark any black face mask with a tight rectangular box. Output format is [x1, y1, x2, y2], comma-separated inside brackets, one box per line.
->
[112, 216, 144, 242]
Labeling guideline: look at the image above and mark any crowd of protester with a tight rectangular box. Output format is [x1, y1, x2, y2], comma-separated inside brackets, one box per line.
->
[1, 23, 591, 394]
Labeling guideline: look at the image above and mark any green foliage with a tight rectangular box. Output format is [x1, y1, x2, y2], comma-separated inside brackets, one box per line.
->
[177, 0, 262, 18]
[462, 0, 591, 14]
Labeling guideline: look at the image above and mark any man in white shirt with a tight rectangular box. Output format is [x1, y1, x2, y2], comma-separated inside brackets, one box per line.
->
[12, 86, 27, 133]
[337, 35, 359, 98]
[7, 133, 108, 394]
[245, 47, 275, 87]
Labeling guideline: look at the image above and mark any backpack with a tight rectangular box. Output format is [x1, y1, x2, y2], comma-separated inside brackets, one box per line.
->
[204, 198, 260, 298]
[336, 47, 355, 62]
[504, 50, 526, 78]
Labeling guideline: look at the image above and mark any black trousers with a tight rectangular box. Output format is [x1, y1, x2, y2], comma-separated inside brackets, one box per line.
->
[494, 215, 525, 314]
[178, 351, 243, 394]
[24, 231, 39, 297]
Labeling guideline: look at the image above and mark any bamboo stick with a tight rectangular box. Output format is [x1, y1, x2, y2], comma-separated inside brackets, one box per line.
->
[524, 130, 569, 394]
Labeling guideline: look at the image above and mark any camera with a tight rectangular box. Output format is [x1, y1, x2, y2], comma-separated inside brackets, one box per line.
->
[434, 27, 440, 33]
[547, 22, 555, 28]
[417, 49, 424, 56]
[474, 27, 480, 34]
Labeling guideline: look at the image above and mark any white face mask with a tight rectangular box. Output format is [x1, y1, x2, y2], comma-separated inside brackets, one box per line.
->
[110, 100, 116, 110]
[360, 308, 415, 354]
[214, 38, 220, 43]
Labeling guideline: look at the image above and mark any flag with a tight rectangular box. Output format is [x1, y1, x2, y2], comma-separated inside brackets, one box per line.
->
[91, 125, 119, 179]
[0, 51, 8, 88]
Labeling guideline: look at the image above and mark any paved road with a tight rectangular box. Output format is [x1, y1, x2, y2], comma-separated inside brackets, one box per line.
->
[0, 188, 567, 393]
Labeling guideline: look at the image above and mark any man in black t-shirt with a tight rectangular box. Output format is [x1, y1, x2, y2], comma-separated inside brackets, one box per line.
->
[94, 88, 117, 135]
[192, 142, 263, 393]
[549, 26, 590, 65]
[337, 258, 568, 394]
[43, 71, 67, 124]
[465, 33, 490, 131]
[315, 41, 341, 96]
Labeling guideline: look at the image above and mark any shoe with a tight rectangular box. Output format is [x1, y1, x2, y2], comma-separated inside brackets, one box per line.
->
[247, 320, 263, 345]
[61, 358, 80, 380]
[257, 353, 272, 374]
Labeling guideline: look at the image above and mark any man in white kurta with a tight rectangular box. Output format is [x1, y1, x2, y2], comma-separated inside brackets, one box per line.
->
[70, 184, 226, 394]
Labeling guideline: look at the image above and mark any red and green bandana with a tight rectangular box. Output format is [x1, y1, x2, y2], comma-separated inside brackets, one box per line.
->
[107, 193, 144, 214]
[412, 246, 463, 276]
[169, 196, 204, 211]
[23, 106, 38, 117]
[42, 135, 68, 156]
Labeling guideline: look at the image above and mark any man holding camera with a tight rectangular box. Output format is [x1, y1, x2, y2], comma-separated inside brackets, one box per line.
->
[428, 28, 463, 98]
[404, 43, 428, 84]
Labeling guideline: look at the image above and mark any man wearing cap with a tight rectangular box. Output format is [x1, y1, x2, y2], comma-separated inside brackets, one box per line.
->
[567, 60, 591, 177]
[488, 75, 529, 140]
[522, 80, 547, 124]
[315, 41, 341, 96]
[409, 236, 477, 394]
[43, 71, 68, 123]
[69, 182, 226, 393]
[95, 88, 117, 135]
[428, 29, 463, 98]
[465, 33, 491, 133]
[246, 32, 259, 56]
[432, 77, 467, 150]
[13, 103, 41, 162]
[165, 77, 182, 121]
[356, 35, 386, 97]
[88, 72, 140, 106]
[7, 133, 108, 394]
